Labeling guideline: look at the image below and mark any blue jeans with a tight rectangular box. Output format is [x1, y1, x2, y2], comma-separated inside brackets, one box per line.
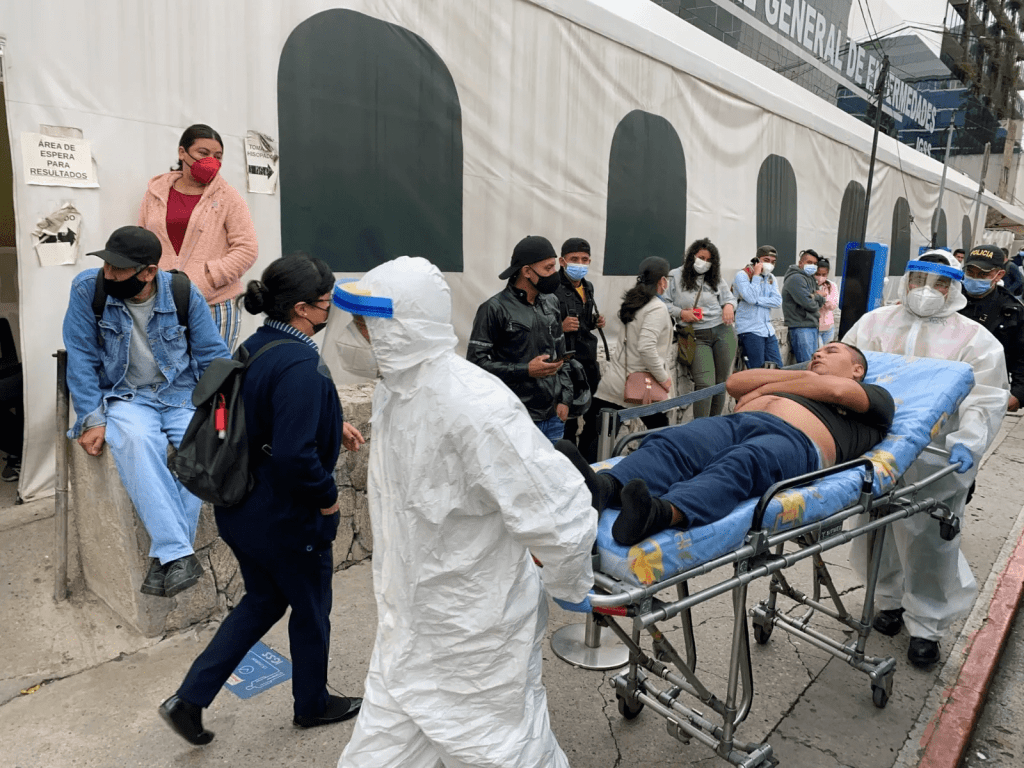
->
[535, 414, 566, 444]
[604, 412, 819, 529]
[788, 327, 820, 363]
[819, 328, 835, 346]
[103, 390, 202, 563]
[737, 333, 782, 369]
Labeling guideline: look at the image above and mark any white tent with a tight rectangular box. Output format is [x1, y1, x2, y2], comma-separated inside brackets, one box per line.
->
[2, 0, 1020, 501]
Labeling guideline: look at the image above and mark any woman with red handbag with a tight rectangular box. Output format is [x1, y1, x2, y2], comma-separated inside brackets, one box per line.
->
[593, 257, 674, 431]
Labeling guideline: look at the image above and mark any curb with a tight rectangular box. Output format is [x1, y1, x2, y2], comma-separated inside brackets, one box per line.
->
[916, 528, 1024, 768]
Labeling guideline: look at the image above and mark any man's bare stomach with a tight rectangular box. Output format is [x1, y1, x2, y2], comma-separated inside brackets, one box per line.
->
[735, 395, 836, 467]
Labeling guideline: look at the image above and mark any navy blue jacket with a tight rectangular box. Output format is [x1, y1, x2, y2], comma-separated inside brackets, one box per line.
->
[214, 325, 343, 555]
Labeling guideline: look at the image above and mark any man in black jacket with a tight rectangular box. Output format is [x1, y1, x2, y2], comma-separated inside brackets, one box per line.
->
[469, 236, 574, 443]
[959, 244, 1024, 412]
[554, 237, 606, 461]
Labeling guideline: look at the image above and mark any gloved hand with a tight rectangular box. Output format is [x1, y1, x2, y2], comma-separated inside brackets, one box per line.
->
[554, 595, 593, 613]
[949, 444, 974, 474]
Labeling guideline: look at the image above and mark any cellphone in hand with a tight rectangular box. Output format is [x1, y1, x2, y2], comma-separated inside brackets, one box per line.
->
[693, 307, 704, 321]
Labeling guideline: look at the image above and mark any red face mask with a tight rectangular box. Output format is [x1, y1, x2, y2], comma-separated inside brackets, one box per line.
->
[186, 155, 221, 185]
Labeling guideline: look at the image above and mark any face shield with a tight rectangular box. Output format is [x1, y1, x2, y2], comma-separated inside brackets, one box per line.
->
[331, 278, 394, 379]
[901, 256, 966, 318]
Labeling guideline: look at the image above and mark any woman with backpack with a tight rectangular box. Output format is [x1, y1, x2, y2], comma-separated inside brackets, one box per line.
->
[138, 123, 259, 349]
[160, 253, 363, 745]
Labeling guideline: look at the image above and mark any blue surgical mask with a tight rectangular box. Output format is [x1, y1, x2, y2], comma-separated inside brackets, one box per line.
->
[565, 264, 589, 282]
[963, 277, 993, 296]
[803, 264, 817, 275]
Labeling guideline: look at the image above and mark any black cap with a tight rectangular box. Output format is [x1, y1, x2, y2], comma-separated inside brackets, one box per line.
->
[965, 244, 1007, 272]
[500, 235, 557, 280]
[88, 226, 162, 269]
[561, 237, 591, 257]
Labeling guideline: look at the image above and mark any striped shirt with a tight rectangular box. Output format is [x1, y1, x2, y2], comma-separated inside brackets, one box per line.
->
[264, 318, 320, 352]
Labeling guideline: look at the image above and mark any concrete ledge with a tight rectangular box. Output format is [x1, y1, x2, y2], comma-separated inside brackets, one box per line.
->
[68, 383, 376, 637]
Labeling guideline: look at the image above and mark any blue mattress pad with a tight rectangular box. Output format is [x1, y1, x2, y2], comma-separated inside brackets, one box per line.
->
[594, 352, 975, 588]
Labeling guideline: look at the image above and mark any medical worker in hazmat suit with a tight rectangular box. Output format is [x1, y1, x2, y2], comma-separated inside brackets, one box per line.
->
[331, 256, 597, 768]
[843, 250, 1008, 667]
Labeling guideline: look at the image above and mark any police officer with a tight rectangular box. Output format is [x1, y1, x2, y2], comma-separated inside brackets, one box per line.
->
[554, 237, 606, 462]
[959, 244, 1024, 412]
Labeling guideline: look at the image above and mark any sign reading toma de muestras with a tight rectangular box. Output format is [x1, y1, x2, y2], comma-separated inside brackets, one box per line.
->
[732, 0, 938, 130]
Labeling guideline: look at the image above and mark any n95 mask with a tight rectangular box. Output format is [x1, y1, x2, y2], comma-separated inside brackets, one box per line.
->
[906, 287, 946, 317]
[338, 321, 379, 379]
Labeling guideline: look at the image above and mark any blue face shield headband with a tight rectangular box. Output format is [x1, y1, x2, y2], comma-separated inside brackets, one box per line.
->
[905, 260, 964, 283]
[333, 278, 394, 318]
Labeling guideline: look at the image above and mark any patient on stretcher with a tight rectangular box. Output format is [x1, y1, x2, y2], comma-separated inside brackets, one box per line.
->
[556, 342, 894, 546]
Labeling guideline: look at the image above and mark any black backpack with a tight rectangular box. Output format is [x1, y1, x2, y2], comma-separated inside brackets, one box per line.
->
[169, 339, 299, 506]
[93, 269, 193, 354]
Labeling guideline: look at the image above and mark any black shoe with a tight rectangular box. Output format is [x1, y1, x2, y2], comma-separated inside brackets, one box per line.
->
[1, 455, 19, 482]
[140, 558, 168, 596]
[872, 608, 905, 637]
[159, 694, 214, 745]
[293, 694, 362, 728]
[611, 479, 677, 546]
[164, 555, 204, 598]
[908, 637, 940, 668]
[554, 439, 621, 511]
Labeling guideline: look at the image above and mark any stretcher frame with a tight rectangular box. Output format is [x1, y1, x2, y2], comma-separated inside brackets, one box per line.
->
[561, 385, 962, 768]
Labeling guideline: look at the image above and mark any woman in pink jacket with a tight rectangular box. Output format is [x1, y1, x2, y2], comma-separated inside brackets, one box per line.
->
[139, 124, 258, 349]
[815, 257, 840, 345]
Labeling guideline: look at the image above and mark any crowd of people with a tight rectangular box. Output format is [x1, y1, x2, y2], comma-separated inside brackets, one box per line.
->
[53, 120, 1024, 765]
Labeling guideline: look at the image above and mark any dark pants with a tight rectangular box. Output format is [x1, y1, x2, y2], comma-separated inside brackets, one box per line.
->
[569, 395, 606, 464]
[604, 412, 818, 528]
[737, 332, 782, 369]
[178, 544, 334, 718]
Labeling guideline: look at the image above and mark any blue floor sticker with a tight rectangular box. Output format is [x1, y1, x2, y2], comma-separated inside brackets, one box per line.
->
[225, 641, 293, 699]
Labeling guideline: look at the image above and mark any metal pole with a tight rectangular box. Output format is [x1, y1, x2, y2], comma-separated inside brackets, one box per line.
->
[859, 56, 890, 248]
[54, 349, 69, 602]
[970, 142, 992, 251]
[932, 125, 955, 247]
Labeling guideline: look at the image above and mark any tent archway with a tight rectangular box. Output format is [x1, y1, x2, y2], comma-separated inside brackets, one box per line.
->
[278, 9, 464, 273]
[604, 110, 687, 275]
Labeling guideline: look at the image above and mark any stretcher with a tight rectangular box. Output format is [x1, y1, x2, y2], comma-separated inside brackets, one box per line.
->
[555, 352, 975, 767]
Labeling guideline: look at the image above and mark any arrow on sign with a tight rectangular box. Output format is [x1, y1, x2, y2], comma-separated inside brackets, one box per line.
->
[40, 229, 76, 245]
[248, 164, 274, 179]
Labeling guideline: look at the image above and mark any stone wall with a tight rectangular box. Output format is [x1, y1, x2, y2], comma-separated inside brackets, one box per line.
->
[68, 383, 376, 638]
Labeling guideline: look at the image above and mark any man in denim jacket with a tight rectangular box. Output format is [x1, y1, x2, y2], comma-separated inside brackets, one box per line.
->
[63, 226, 229, 598]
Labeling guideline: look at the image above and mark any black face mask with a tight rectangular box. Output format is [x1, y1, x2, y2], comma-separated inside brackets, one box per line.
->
[308, 304, 330, 335]
[103, 269, 147, 300]
[531, 270, 560, 294]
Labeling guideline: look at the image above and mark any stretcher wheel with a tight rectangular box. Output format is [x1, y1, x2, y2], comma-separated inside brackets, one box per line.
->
[940, 519, 960, 541]
[753, 622, 773, 645]
[617, 693, 644, 720]
[871, 685, 889, 709]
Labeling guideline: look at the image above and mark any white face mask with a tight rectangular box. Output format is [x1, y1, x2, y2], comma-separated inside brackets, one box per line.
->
[760, 262, 775, 275]
[906, 286, 946, 317]
[692, 258, 711, 274]
[338, 320, 379, 378]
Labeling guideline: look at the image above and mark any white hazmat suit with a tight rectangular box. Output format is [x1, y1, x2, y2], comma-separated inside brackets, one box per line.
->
[843, 251, 1008, 641]
[334, 257, 597, 768]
